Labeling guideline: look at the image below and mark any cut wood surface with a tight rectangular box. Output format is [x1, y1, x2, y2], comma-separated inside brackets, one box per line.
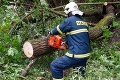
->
[23, 42, 33, 58]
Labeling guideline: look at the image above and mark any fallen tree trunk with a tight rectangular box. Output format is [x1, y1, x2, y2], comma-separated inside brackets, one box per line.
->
[94, 13, 115, 28]
[21, 37, 56, 76]
[23, 36, 55, 58]
[89, 12, 115, 40]
[22, 12, 115, 58]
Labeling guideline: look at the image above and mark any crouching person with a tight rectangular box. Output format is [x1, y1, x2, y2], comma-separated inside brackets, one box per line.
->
[50, 2, 91, 80]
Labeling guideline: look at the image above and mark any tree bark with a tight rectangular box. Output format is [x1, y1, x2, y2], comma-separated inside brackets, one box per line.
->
[89, 13, 115, 40]
[23, 36, 55, 58]
[108, 28, 120, 45]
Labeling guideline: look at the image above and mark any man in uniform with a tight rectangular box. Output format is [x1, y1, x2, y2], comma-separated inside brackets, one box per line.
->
[50, 2, 91, 80]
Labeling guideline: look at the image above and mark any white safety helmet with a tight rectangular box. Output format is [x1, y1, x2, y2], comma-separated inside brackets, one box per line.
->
[64, 2, 83, 16]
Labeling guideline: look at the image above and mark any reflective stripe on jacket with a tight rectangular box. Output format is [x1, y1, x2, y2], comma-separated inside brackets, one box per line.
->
[51, 15, 91, 54]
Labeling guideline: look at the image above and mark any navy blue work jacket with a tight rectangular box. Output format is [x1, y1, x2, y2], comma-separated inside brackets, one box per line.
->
[51, 15, 91, 54]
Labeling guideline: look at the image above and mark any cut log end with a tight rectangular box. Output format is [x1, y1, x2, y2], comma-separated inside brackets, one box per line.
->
[22, 37, 56, 58]
[23, 42, 33, 58]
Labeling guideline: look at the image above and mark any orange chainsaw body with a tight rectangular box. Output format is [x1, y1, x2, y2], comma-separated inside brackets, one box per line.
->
[48, 35, 66, 50]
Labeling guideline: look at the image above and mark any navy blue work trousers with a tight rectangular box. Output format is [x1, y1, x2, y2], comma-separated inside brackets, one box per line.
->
[50, 55, 88, 79]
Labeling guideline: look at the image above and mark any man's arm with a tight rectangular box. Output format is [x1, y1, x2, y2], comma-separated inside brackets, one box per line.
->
[50, 19, 70, 35]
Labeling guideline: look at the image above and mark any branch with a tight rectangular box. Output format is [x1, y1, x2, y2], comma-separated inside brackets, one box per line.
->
[8, 1, 34, 7]
[49, 9, 67, 17]
[8, 11, 34, 34]
[52, 2, 120, 10]
[9, 8, 96, 35]
[8, 1, 119, 35]
[21, 58, 37, 77]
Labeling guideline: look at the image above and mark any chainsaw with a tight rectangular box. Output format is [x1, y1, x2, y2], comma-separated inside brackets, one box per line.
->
[47, 35, 66, 50]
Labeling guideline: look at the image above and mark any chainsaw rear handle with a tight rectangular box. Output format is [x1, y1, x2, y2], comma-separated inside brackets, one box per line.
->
[59, 44, 66, 50]
[46, 31, 51, 39]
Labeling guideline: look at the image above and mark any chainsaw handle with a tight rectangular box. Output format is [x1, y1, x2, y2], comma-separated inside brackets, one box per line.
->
[60, 42, 67, 50]
[46, 32, 50, 38]
[46, 31, 52, 45]
[61, 42, 66, 45]
[46, 31, 54, 40]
